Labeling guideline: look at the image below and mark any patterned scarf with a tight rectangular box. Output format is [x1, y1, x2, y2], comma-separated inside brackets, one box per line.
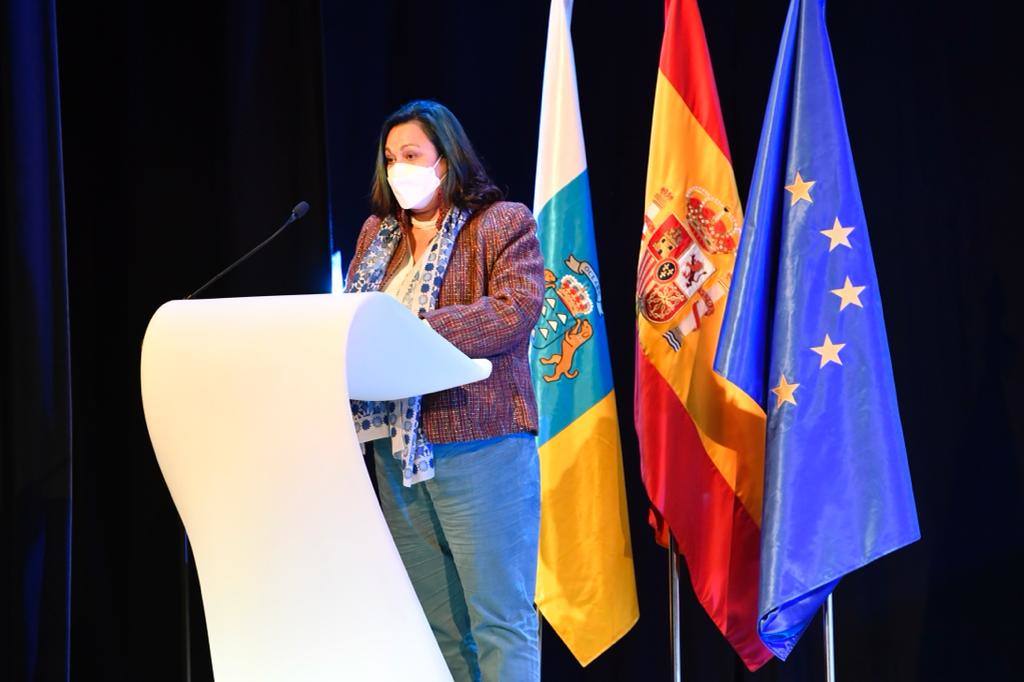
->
[345, 207, 469, 486]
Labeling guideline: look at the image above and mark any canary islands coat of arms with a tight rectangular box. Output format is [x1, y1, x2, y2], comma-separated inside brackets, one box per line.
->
[532, 254, 604, 383]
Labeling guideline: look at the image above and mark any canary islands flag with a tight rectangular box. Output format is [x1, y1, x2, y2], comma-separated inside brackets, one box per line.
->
[715, 0, 921, 659]
[531, 0, 638, 665]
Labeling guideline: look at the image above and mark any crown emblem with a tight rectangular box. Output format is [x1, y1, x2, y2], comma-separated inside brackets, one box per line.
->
[557, 275, 593, 316]
[684, 186, 739, 254]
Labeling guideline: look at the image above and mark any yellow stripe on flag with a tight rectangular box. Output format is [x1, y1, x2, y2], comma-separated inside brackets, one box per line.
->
[536, 390, 638, 666]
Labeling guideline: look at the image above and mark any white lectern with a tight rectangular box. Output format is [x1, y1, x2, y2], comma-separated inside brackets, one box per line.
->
[140, 292, 491, 681]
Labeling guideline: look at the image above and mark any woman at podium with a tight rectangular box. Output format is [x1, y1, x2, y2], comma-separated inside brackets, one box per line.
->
[345, 100, 545, 682]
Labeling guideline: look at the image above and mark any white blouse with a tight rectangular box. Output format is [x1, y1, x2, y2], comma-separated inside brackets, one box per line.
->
[359, 232, 438, 444]
[383, 232, 438, 304]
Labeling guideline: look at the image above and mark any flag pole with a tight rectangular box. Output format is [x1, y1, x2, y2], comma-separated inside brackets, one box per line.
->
[537, 609, 543, 668]
[823, 593, 836, 682]
[669, 536, 682, 682]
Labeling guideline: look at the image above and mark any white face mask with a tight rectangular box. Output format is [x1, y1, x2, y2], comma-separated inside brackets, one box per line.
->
[387, 157, 443, 211]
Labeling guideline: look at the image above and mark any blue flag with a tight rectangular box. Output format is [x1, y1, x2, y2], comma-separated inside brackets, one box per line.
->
[715, 0, 920, 659]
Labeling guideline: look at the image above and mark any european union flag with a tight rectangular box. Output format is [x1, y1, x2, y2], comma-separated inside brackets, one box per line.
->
[715, 0, 920, 659]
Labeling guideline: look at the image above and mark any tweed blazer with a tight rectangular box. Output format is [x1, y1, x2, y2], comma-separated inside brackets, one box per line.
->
[347, 201, 545, 444]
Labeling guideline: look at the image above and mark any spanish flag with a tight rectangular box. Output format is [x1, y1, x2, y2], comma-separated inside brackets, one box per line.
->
[531, 0, 639, 666]
[634, 0, 772, 671]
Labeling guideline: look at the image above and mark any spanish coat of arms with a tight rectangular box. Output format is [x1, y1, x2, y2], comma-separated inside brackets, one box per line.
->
[637, 186, 740, 349]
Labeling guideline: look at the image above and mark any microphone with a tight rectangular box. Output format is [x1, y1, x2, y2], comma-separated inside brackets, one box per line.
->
[185, 201, 310, 300]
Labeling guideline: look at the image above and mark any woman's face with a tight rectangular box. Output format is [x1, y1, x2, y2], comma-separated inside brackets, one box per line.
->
[384, 121, 447, 179]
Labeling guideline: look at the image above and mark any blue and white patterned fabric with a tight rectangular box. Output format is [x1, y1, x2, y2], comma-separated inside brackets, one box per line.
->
[346, 207, 469, 486]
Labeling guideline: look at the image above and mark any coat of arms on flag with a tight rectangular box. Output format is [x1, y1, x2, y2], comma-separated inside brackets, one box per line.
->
[532, 254, 602, 383]
[637, 186, 739, 348]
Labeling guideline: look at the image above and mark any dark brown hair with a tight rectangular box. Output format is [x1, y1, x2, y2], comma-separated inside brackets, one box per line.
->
[370, 100, 504, 217]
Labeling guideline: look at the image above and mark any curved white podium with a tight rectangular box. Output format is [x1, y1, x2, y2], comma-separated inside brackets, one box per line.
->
[140, 292, 491, 681]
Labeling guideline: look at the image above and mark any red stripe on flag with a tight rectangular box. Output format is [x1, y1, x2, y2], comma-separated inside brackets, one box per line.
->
[658, 0, 732, 163]
[635, 346, 772, 671]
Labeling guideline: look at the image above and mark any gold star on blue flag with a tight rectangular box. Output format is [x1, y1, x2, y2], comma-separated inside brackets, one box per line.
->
[714, 0, 920, 660]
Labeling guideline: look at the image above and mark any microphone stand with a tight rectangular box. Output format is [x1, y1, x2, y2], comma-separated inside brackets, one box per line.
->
[182, 531, 192, 682]
[185, 201, 309, 300]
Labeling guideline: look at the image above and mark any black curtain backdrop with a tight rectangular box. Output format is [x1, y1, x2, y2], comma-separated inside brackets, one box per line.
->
[53, 1, 329, 678]
[5, 0, 1017, 680]
[1, 0, 73, 679]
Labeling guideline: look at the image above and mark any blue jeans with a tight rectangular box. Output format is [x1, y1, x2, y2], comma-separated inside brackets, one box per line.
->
[373, 434, 541, 682]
